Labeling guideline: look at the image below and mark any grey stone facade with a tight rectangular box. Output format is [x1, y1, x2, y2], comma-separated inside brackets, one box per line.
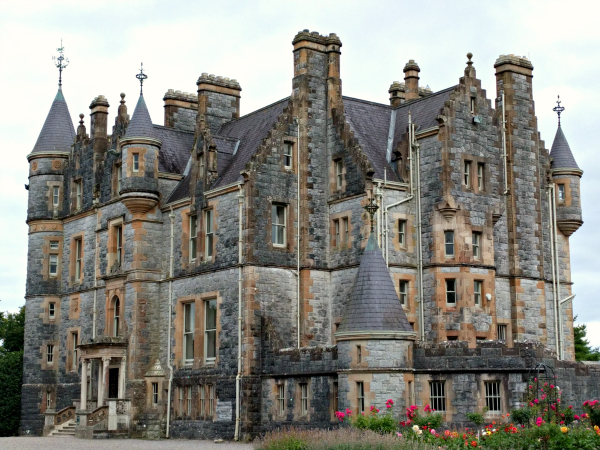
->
[22, 31, 595, 440]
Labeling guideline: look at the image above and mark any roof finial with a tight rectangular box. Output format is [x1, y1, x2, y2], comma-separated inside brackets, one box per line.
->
[136, 62, 148, 95]
[553, 95, 565, 127]
[467, 52, 473, 66]
[365, 197, 379, 232]
[52, 38, 69, 88]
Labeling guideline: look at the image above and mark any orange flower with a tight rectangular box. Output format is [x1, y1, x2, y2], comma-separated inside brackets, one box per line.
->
[471, 440, 478, 448]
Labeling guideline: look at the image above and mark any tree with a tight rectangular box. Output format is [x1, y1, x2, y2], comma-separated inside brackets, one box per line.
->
[0, 305, 25, 436]
[0, 306, 25, 352]
[574, 316, 600, 361]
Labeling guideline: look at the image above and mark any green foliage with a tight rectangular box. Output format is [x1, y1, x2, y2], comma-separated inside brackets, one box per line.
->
[0, 350, 23, 436]
[466, 411, 486, 426]
[353, 411, 397, 434]
[510, 407, 531, 426]
[0, 306, 25, 352]
[574, 316, 600, 361]
[410, 413, 442, 430]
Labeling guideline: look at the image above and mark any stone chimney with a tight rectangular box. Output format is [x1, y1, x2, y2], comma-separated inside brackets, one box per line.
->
[196, 74, 241, 133]
[89, 95, 109, 140]
[403, 60, 420, 101]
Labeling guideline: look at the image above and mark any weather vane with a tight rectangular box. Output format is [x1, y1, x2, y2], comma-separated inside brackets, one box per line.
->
[52, 39, 69, 88]
[136, 62, 148, 95]
[364, 197, 379, 232]
[553, 95, 565, 127]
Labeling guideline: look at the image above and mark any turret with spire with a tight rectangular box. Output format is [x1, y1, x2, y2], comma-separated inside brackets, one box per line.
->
[335, 198, 416, 413]
[549, 96, 583, 237]
[119, 63, 162, 216]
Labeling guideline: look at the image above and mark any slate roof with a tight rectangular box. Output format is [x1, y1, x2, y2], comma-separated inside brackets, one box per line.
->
[166, 172, 191, 203]
[391, 86, 454, 148]
[31, 88, 75, 153]
[154, 125, 194, 174]
[550, 126, 579, 170]
[213, 97, 290, 188]
[125, 94, 157, 140]
[342, 97, 399, 182]
[337, 233, 414, 334]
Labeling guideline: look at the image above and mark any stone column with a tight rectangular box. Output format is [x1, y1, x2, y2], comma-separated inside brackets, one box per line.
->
[119, 357, 126, 398]
[102, 357, 111, 403]
[80, 358, 87, 409]
[97, 360, 103, 406]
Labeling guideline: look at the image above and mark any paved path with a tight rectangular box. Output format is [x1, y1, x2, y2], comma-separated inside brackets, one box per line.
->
[0, 436, 254, 449]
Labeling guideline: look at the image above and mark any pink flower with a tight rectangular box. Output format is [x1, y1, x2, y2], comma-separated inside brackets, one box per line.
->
[387, 404, 392, 409]
[581, 413, 587, 419]
[550, 385, 555, 389]
[584, 401, 589, 406]
[551, 404, 556, 411]
[529, 385, 533, 389]
[396, 432, 402, 438]
[557, 399, 561, 403]
[569, 405, 573, 409]
[574, 415, 580, 421]
[345, 408, 352, 416]
[534, 378, 538, 381]
[534, 399, 539, 404]
[529, 402, 534, 407]
[371, 405, 375, 411]
[430, 429, 436, 434]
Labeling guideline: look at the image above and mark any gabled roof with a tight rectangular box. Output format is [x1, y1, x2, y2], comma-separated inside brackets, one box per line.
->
[550, 126, 579, 170]
[125, 94, 157, 140]
[154, 125, 194, 174]
[31, 88, 75, 153]
[213, 97, 290, 188]
[342, 97, 399, 182]
[337, 233, 413, 334]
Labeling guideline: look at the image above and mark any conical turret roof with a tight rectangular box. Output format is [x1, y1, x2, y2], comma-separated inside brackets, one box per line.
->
[550, 127, 579, 170]
[31, 88, 75, 153]
[337, 233, 414, 335]
[125, 94, 157, 139]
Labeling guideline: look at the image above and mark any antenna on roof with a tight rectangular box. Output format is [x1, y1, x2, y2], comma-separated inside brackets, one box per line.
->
[553, 95, 565, 127]
[136, 62, 148, 95]
[52, 38, 69, 89]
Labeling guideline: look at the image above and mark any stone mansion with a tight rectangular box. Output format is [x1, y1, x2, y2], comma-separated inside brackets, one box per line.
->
[22, 30, 599, 439]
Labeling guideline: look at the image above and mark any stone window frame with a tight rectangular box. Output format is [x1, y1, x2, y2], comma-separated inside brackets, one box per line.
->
[557, 183, 565, 203]
[445, 278, 457, 305]
[330, 380, 338, 421]
[207, 384, 216, 418]
[47, 181, 62, 213]
[180, 207, 194, 268]
[330, 156, 347, 193]
[274, 380, 286, 419]
[356, 381, 365, 414]
[199, 383, 205, 418]
[271, 203, 287, 248]
[71, 177, 83, 212]
[152, 382, 159, 406]
[107, 216, 125, 272]
[49, 302, 56, 319]
[174, 291, 222, 369]
[182, 301, 195, 367]
[186, 385, 193, 416]
[483, 379, 503, 415]
[464, 160, 472, 189]
[392, 213, 413, 253]
[444, 230, 455, 258]
[69, 232, 85, 285]
[66, 326, 81, 373]
[461, 154, 488, 194]
[125, 146, 147, 178]
[298, 382, 309, 417]
[42, 236, 63, 281]
[474, 280, 483, 306]
[132, 153, 140, 173]
[41, 340, 58, 370]
[189, 214, 198, 263]
[283, 140, 294, 170]
[472, 231, 482, 260]
[203, 208, 215, 260]
[399, 279, 409, 307]
[429, 380, 446, 413]
[496, 319, 512, 347]
[111, 159, 123, 198]
[330, 211, 353, 250]
[40, 296, 60, 325]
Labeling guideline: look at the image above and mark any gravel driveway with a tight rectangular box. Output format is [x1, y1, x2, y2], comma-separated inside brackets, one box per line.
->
[0, 436, 255, 449]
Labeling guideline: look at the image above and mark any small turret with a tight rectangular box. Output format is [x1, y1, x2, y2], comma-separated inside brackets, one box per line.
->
[549, 98, 583, 237]
[120, 92, 162, 215]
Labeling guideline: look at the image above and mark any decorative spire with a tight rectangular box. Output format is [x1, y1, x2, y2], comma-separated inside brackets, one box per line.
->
[52, 39, 69, 88]
[553, 95, 565, 127]
[136, 63, 148, 95]
[365, 197, 379, 232]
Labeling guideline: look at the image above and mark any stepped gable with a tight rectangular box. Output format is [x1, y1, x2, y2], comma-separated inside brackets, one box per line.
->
[392, 86, 454, 148]
[337, 233, 413, 334]
[550, 126, 579, 170]
[212, 97, 290, 188]
[342, 97, 399, 182]
[154, 125, 194, 174]
[125, 94, 157, 139]
[31, 88, 75, 153]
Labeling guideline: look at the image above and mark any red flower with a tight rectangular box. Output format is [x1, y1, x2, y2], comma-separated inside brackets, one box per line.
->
[471, 440, 478, 447]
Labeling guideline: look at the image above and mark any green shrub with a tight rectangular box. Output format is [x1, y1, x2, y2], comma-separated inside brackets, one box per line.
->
[0, 350, 23, 437]
[510, 407, 531, 426]
[466, 411, 485, 427]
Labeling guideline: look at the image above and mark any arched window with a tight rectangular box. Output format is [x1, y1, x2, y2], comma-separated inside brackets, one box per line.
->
[113, 297, 120, 337]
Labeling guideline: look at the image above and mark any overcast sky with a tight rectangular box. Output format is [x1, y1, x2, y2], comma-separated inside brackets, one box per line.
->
[1, 0, 599, 346]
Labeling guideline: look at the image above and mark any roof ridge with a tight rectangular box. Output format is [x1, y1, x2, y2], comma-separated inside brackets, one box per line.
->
[392, 85, 456, 110]
[342, 95, 391, 108]
[219, 96, 290, 129]
[153, 124, 194, 135]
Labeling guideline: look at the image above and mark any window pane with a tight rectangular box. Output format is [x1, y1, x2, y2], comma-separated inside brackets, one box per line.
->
[445, 231, 454, 256]
[206, 300, 217, 329]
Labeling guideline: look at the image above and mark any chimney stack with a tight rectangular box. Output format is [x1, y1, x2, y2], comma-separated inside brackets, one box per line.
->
[89, 95, 109, 140]
[196, 74, 241, 133]
[403, 60, 420, 101]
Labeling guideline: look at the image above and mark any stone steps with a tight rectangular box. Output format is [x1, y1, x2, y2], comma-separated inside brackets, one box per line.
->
[48, 419, 76, 437]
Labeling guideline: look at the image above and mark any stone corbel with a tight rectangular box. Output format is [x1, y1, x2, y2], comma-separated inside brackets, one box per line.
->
[435, 196, 460, 222]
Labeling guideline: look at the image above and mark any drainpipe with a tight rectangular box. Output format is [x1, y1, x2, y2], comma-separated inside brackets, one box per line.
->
[500, 91, 509, 195]
[415, 124, 425, 341]
[547, 186, 560, 359]
[295, 117, 301, 349]
[551, 184, 563, 359]
[376, 182, 383, 246]
[234, 187, 244, 441]
[165, 207, 175, 438]
[384, 114, 414, 266]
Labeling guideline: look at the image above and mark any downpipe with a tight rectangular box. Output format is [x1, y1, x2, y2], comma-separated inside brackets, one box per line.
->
[166, 207, 175, 438]
[234, 187, 244, 441]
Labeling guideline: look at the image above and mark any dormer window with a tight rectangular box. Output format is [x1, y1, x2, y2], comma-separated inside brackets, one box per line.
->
[284, 143, 293, 169]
